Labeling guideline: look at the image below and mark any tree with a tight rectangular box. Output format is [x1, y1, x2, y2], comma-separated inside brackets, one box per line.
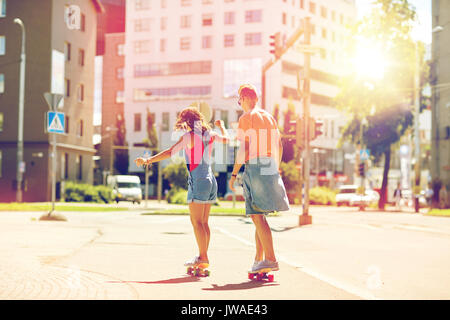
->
[114, 113, 129, 175]
[335, 0, 421, 209]
[162, 161, 188, 190]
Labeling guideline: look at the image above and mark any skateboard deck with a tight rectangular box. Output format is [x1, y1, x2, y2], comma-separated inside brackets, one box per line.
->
[187, 263, 210, 277]
[248, 268, 274, 282]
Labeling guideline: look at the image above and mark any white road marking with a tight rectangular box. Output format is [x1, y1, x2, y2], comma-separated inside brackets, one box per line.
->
[215, 226, 379, 300]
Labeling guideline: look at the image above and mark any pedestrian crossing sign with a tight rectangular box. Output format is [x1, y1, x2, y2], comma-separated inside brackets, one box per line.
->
[360, 149, 370, 161]
[47, 111, 65, 134]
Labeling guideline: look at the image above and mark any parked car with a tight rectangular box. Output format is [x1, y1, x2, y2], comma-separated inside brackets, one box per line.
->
[107, 175, 142, 204]
[336, 185, 379, 207]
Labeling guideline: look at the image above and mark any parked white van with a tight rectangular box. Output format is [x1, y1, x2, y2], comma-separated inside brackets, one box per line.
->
[107, 175, 142, 204]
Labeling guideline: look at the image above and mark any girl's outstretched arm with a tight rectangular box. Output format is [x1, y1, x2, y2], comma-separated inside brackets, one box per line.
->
[134, 134, 188, 167]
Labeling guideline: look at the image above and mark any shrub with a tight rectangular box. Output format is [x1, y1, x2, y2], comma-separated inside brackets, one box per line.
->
[309, 187, 337, 205]
[64, 181, 113, 203]
[162, 160, 188, 190]
[166, 187, 188, 205]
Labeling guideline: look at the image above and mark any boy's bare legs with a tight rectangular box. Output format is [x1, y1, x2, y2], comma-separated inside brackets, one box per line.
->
[189, 203, 209, 263]
[250, 214, 276, 262]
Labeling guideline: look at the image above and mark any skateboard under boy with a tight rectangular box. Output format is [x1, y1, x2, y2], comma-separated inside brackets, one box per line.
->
[187, 263, 210, 277]
[248, 268, 275, 282]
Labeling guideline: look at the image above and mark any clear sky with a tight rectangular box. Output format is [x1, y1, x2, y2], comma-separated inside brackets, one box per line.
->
[355, 0, 432, 43]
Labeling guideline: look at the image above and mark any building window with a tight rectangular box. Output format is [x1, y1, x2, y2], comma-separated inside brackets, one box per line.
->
[61, 153, 69, 179]
[134, 40, 150, 54]
[322, 27, 327, 39]
[0, 112, 3, 132]
[245, 10, 262, 23]
[77, 119, 83, 137]
[64, 42, 71, 61]
[0, 35, 4, 55]
[65, 79, 70, 97]
[76, 155, 82, 180]
[162, 112, 170, 131]
[309, 2, 316, 14]
[202, 35, 212, 49]
[320, 6, 327, 19]
[134, 61, 212, 77]
[77, 84, 84, 102]
[134, 86, 212, 101]
[180, 15, 192, 28]
[80, 14, 86, 32]
[161, 17, 167, 30]
[300, 0, 304, 9]
[160, 38, 166, 52]
[0, 0, 5, 17]
[180, 37, 191, 50]
[161, 0, 166, 8]
[202, 14, 213, 26]
[181, 0, 192, 6]
[78, 49, 85, 66]
[224, 34, 234, 47]
[116, 67, 124, 79]
[117, 44, 125, 56]
[0, 73, 4, 94]
[331, 10, 336, 22]
[116, 91, 124, 103]
[135, 18, 150, 32]
[244, 33, 262, 46]
[65, 115, 70, 134]
[135, 0, 150, 10]
[134, 113, 141, 132]
[202, 0, 213, 4]
[224, 12, 235, 25]
[282, 12, 286, 25]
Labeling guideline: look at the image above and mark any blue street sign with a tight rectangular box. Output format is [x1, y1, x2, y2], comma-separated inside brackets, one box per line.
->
[360, 149, 370, 161]
[47, 111, 65, 134]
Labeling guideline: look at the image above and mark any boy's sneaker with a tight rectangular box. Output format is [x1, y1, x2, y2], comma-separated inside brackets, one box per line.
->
[184, 256, 200, 267]
[254, 259, 279, 272]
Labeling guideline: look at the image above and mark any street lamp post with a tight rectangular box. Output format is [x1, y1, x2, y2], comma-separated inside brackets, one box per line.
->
[14, 18, 26, 203]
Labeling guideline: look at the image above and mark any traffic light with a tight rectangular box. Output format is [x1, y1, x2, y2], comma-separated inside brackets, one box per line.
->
[358, 162, 365, 177]
[295, 117, 305, 149]
[269, 32, 282, 59]
[309, 118, 324, 141]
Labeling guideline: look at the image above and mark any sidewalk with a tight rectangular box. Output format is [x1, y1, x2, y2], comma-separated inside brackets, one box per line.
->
[0, 210, 359, 300]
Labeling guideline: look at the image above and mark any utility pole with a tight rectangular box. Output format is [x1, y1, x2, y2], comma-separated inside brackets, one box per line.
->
[299, 17, 312, 226]
[14, 18, 26, 203]
[413, 43, 421, 213]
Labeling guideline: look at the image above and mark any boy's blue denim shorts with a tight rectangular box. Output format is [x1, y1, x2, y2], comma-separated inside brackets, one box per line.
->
[187, 175, 218, 204]
[241, 157, 290, 215]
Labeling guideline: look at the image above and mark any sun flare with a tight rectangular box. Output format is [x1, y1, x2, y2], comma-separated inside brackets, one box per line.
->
[353, 42, 388, 80]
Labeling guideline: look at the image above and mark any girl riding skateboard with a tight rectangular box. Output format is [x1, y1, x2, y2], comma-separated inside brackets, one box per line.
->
[134, 107, 229, 274]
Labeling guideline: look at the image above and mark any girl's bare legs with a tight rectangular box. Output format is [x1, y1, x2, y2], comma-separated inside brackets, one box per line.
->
[255, 231, 264, 262]
[250, 214, 276, 262]
[202, 204, 212, 253]
[189, 202, 209, 263]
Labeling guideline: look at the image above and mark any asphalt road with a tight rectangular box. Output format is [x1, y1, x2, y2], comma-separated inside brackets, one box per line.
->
[0, 204, 449, 300]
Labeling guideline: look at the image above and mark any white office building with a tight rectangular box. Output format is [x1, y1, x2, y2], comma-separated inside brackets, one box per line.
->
[123, 0, 357, 194]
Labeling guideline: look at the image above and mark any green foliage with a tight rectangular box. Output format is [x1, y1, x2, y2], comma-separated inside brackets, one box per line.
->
[166, 187, 188, 204]
[280, 160, 300, 192]
[144, 108, 159, 149]
[64, 181, 113, 203]
[162, 160, 189, 189]
[309, 187, 337, 206]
